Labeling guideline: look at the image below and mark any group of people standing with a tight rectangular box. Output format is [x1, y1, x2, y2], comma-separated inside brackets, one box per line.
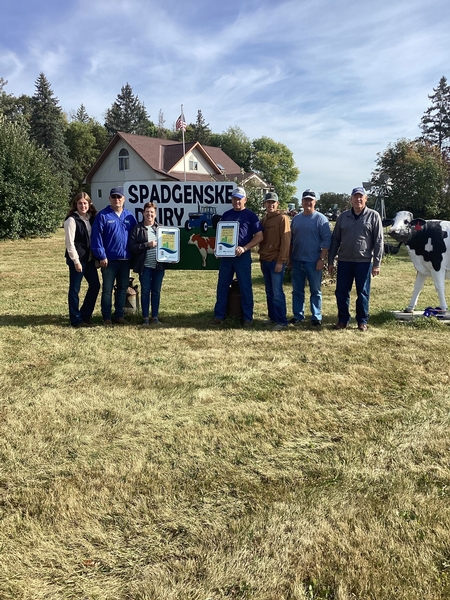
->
[64, 185, 383, 331]
[212, 185, 383, 331]
[64, 187, 165, 328]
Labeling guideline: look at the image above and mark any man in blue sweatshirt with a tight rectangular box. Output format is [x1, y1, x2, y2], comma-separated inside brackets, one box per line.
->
[91, 187, 137, 324]
[290, 189, 332, 327]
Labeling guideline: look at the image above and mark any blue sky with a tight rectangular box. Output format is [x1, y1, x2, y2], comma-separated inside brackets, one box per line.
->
[2, 0, 450, 196]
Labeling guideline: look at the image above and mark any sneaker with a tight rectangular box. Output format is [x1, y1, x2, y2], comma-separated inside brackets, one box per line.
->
[210, 318, 224, 325]
[114, 317, 129, 325]
[272, 323, 288, 331]
[151, 317, 162, 326]
[262, 319, 276, 325]
[142, 318, 150, 326]
[289, 317, 304, 326]
[243, 320, 253, 329]
[311, 320, 322, 327]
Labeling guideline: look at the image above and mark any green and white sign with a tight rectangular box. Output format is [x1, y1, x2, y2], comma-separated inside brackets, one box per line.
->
[124, 181, 237, 270]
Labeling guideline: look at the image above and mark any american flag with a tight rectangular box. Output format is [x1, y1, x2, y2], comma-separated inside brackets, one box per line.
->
[176, 112, 187, 131]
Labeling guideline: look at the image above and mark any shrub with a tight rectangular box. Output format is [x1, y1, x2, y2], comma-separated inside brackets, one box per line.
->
[0, 117, 66, 239]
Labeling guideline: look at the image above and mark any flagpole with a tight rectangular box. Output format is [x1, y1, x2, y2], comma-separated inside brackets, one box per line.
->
[181, 104, 186, 182]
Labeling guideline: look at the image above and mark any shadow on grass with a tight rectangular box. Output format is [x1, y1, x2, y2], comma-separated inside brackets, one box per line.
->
[2, 309, 438, 331]
[0, 314, 70, 327]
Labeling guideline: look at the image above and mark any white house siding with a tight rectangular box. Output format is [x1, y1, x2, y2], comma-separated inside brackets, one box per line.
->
[170, 148, 216, 177]
[91, 142, 168, 211]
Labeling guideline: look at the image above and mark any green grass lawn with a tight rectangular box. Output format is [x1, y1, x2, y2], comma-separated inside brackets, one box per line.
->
[1, 230, 450, 600]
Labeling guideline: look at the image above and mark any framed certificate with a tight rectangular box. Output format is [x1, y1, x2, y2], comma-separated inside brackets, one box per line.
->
[215, 222, 239, 257]
[156, 227, 180, 263]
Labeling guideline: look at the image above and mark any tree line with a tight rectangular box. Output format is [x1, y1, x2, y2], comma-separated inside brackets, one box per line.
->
[370, 76, 450, 219]
[0, 74, 299, 239]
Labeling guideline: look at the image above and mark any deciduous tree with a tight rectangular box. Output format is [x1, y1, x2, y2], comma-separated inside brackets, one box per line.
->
[318, 192, 350, 213]
[0, 78, 32, 123]
[0, 117, 65, 239]
[372, 138, 450, 219]
[251, 136, 300, 206]
[211, 126, 252, 172]
[66, 107, 109, 194]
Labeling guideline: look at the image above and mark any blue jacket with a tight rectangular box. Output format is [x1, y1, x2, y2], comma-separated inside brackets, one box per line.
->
[91, 206, 137, 261]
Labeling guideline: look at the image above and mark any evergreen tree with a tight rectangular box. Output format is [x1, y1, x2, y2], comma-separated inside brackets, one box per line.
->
[189, 109, 211, 144]
[0, 116, 65, 239]
[104, 83, 154, 137]
[420, 76, 450, 151]
[29, 72, 71, 195]
[73, 104, 90, 124]
[157, 109, 167, 138]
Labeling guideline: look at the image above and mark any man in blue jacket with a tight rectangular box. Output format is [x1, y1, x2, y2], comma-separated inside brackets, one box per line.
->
[91, 187, 137, 324]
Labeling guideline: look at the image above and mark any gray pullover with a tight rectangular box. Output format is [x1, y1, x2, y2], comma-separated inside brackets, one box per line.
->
[328, 207, 383, 268]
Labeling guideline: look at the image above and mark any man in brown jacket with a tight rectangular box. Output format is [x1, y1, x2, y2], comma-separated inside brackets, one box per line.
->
[258, 192, 291, 330]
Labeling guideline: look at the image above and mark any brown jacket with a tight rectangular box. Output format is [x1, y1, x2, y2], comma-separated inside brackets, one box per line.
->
[258, 211, 291, 263]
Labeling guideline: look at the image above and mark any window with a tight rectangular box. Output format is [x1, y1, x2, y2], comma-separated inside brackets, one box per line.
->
[189, 160, 198, 171]
[119, 148, 130, 171]
[97, 189, 102, 198]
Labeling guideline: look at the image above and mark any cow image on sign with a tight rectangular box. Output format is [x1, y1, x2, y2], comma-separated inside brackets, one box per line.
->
[188, 234, 216, 268]
[388, 211, 450, 312]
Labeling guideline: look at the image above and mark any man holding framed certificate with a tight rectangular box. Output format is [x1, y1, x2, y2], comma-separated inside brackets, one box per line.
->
[211, 187, 263, 328]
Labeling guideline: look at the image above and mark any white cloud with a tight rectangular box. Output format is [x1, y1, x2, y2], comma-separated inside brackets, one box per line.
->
[2, 0, 450, 193]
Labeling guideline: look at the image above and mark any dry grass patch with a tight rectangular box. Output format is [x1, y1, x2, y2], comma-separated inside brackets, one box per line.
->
[1, 230, 450, 599]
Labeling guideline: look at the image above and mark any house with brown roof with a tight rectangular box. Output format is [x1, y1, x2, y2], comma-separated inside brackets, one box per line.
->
[84, 132, 268, 209]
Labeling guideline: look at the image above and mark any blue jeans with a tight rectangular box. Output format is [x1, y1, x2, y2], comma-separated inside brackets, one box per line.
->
[67, 260, 100, 326]
[214, 252, 253, 322]
[261, 260, 287, 325]
[100, 259, 131, 321]
[335, 261, 372, 325]
[139, 267, 165, 319]
[291, 260, 323, 322]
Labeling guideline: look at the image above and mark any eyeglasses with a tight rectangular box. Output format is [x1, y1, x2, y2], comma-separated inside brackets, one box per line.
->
[111, 195, 123, 199]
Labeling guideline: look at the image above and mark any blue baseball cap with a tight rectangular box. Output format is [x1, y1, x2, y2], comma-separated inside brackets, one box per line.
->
[351, 187, 366, 196]
[110, 186, 124, 197]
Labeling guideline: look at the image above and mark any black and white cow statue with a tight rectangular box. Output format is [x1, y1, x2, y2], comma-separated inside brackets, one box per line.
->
[388, 211, 450, 312]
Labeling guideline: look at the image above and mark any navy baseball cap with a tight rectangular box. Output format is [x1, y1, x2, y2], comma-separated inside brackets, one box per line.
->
[110, 186, 124, 197]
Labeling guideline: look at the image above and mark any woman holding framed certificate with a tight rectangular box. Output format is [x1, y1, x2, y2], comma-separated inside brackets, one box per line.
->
[130, 202, 166, 326]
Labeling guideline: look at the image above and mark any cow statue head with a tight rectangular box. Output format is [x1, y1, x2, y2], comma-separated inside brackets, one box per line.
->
[388, 211, 415, 243]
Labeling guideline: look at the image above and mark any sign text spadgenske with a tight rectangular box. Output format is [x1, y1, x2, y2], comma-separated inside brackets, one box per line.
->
[125, 182, 235, 226]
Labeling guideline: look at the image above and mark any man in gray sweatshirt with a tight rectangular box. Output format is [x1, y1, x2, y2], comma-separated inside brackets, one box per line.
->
[328, 187, 383, 331]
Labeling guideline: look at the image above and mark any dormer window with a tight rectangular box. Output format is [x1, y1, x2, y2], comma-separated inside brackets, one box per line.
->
[119, 148, 130, 171]
[189, 160, 198, 171]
